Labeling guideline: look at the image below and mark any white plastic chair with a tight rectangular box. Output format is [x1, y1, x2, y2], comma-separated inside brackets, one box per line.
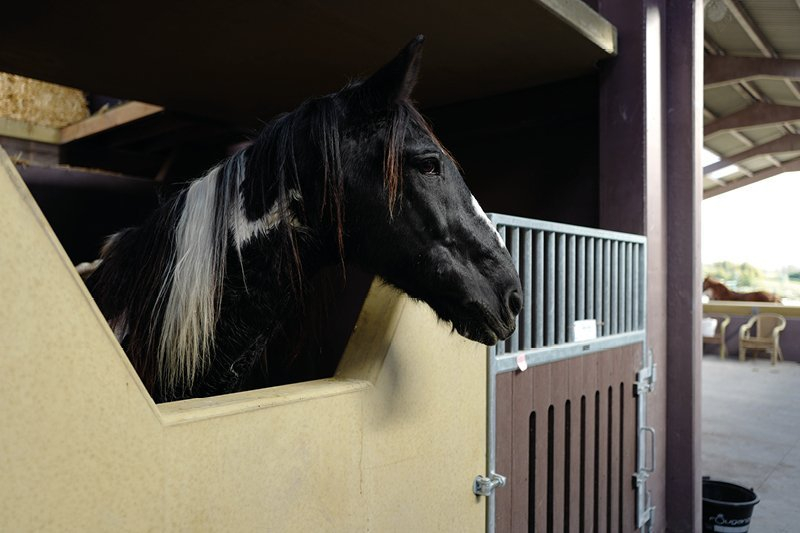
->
[739, 313, 786, 365]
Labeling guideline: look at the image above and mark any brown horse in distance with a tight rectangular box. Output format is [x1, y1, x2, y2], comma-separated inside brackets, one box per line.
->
[703, 277, 781, 303]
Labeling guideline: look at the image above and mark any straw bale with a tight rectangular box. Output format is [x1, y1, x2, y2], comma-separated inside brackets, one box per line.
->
[0, 73, 89, 128]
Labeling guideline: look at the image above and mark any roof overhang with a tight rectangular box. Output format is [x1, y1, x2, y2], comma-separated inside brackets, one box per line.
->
[0, 0, 615, 126]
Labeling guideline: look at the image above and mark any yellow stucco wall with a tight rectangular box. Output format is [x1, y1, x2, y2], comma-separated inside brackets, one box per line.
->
[0, 146, 486, 532]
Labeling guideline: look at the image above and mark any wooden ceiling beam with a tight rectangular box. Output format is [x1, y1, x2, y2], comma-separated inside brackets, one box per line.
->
[719, 0, 800, 102]
[704, 102, 800, 138]
[704, 156, 800, 198]
[703, 133, 800, 174]
[705, 56, 800, 89]
[60, 102, 163, 144]
[721, 0, 776, 57]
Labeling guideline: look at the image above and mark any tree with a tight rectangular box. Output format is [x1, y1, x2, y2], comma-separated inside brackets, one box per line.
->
[703, 261, 763, 289]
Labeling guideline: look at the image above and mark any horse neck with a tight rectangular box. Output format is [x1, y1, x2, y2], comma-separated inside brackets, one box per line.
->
[713, 282, 731, 299]
[188, 171, 345, 396]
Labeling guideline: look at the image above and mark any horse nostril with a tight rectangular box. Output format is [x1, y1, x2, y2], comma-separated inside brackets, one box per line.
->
[506, 288, 523, 316]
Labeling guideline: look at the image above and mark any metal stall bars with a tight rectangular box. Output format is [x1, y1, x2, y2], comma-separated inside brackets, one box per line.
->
[474, 214, 654, 532]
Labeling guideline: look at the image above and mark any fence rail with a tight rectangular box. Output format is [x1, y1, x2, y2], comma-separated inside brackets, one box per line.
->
[488, 214, 647, 372]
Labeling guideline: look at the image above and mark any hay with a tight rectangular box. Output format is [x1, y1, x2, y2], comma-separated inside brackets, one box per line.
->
[0, 73, 89, 128]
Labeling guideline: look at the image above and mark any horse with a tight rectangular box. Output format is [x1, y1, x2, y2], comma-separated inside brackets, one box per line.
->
[703, 277, 781, 303]
[83, 36, 523, 403]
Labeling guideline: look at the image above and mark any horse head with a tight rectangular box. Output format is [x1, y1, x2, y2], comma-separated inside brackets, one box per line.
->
[332, 36, 522, 345]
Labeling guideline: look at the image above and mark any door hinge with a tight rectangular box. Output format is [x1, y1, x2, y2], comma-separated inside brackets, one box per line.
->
[473, 472, 506, 497]
[635, 349, 657, 396]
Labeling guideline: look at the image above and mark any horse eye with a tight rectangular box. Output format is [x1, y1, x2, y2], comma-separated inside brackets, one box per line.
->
[419, 159, 440, 175]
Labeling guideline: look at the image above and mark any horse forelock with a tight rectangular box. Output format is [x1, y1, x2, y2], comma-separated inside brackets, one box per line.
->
[383, 100, 453, 217]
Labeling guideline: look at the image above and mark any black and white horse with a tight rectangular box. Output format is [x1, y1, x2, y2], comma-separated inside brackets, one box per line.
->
[85, 36, 523, 402]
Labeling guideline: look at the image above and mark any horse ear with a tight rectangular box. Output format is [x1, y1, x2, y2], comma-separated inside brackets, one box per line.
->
[360, 35, 424, 106]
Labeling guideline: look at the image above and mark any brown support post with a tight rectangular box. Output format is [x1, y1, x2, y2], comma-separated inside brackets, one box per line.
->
[598, 0, 702, 530]
[597, 0, 667, 529]
[665, 0, 703, 531]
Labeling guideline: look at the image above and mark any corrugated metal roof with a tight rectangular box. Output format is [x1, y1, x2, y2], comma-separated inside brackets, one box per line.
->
[704, 0, 800, 198]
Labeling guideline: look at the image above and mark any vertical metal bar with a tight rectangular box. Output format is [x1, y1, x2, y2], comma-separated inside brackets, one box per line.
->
[577, 236, 586, 321]
[619, 241, 627, 333]
[639, 242, 647, 331]
[557, 233, 566, 344]
[587, 238, 595, 320]
[611, 241, 619, 335]
[523, 229, 533, 351]
[626, 242, 633, 332]
[486, 343, 497, 533]
[547, 232, 556, 346]
[497, 226, 507, 356]
[603, 240, 611, 337]
[595, 240, 601, 334]
[510, 228, 520, 352]
[633, 244, 640, 330]
[536, 231, 544, 348]
[567, 234, 576, 342]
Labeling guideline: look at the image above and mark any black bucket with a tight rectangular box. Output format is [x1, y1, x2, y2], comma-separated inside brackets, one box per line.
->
[702, 478, 759, 532]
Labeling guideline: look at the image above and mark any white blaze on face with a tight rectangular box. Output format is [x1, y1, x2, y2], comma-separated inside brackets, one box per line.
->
[470, 194, 504, 246]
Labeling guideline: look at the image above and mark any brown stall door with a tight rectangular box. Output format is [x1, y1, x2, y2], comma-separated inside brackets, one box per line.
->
[495, 344, 641, 533]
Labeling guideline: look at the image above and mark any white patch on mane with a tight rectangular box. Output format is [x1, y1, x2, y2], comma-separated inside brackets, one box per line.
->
[470, 194, 504, 246]
[111, 311, 128, 341]
[75, 258, 102, 279]
[231, 187, 303, 249]
[157, 152, 304, 394]
[158, 166, 226, 393]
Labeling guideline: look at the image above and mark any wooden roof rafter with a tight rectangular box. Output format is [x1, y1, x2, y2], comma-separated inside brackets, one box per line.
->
[704, 102, 800, 138]
[705, 56, 800, 89]
[720, 0, 800, 101]
[704, 156, 800, 198]
[703, 133, 800, 175]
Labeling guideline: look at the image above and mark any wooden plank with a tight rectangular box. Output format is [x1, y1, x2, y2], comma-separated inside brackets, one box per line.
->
[495, 372, 514, 532]
[532, 365, 552, 533]
[568, 357, 583, 533]
[0, 116, 60, 144]
[511, 367, 535, 533]
[550, 360, 568, 533]
[620, 345, 639, 532]
[582, 354, 598, 533]
[595, 352, 609, 533]
[607, 353, 621, 533]
[59, 102, 163, 143]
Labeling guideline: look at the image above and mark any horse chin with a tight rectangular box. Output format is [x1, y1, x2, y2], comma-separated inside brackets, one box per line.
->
[448, 303, 517, 346]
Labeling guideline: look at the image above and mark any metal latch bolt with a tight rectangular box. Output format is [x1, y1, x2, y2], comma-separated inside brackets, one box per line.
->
[473, 472, 506, 497]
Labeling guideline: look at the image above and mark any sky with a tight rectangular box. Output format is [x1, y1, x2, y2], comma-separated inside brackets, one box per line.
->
[702, 169, 800, 271]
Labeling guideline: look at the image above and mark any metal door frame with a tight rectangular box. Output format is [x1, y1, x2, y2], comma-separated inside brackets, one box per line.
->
[475, 214, 654, 532]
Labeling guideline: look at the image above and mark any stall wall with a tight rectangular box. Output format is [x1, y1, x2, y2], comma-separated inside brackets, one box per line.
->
[0, 146, 486, 532]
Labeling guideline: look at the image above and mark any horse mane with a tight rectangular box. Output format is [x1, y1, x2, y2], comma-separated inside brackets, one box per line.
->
[89, 85, 439, 398]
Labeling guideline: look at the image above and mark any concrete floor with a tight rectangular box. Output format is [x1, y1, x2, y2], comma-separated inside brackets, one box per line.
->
[702, 356, 800, 533]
